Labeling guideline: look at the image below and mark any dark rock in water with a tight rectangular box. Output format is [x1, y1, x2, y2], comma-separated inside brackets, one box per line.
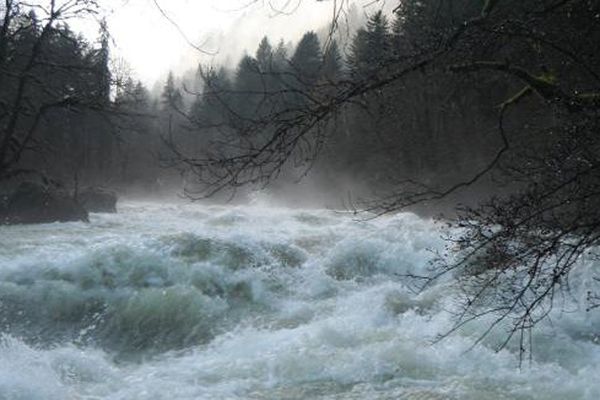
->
[79, 188, 117, 213]
[1, 182, 89, 225]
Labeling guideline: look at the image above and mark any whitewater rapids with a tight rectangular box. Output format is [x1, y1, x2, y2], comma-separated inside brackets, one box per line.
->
[0, 201, 598, 400]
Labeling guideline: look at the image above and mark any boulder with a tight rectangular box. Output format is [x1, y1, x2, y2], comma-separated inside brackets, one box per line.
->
[78, 188, 117, 213]
[1, 182, 88, 225]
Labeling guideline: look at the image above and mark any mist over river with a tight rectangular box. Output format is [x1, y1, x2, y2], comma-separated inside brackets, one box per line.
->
[0, 201, 598, 400]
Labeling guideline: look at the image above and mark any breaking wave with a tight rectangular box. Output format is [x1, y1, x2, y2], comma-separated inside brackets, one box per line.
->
[0, 201, 598, 399]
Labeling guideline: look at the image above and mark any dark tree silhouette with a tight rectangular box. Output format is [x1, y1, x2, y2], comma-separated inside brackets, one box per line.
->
[290, 31, 322, 87]
[0, 0, 115, 184]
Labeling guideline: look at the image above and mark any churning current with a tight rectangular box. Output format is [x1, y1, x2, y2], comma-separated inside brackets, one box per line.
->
[0, 201, 598, 400]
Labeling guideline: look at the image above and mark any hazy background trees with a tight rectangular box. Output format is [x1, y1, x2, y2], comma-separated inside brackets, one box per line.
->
[5, 0, 598, 214]
[165, 5, 508, 202]
[1, 0, 505, 201]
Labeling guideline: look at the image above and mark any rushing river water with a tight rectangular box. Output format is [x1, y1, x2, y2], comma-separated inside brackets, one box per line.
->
[0, 201, 598, 399]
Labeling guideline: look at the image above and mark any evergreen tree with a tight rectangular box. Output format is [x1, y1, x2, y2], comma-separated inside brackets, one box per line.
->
[161, 71, 183, 111]
[95, 19, 111, 104]
[322, 40, 342, 82]
[255, 36, 273, 72]
[235, 55, 261, 92]
[233, 55, 262, 120]
[191, 67, 232, 126]
[391, 10, 406, 56]
[90, 19, 115, 174]
[348, 11, 392, 78]
[133, 81, 150, 109]
[272, 39, 288, 72]
[291, 31, 322, 86]
[271, 39, 290, 97]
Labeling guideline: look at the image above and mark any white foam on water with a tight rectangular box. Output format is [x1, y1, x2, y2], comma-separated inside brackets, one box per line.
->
[0, 201, 598, 399]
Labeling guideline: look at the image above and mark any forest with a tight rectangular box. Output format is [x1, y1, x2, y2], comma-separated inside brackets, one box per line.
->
[1, 0, 539, 199]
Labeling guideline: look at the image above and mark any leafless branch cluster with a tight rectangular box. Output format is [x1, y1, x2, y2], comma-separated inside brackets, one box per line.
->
[163, 67, 350, 197]
[428, 108, 600, 364]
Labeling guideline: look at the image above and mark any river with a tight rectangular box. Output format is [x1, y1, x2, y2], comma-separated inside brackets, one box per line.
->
[0, 201, 598, 399]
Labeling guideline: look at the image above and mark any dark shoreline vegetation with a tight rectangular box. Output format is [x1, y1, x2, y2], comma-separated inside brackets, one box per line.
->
[1, 0, 599, 366]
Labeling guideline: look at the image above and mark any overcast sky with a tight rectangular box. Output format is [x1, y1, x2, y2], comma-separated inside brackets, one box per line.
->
[83, 0, 351, 85]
